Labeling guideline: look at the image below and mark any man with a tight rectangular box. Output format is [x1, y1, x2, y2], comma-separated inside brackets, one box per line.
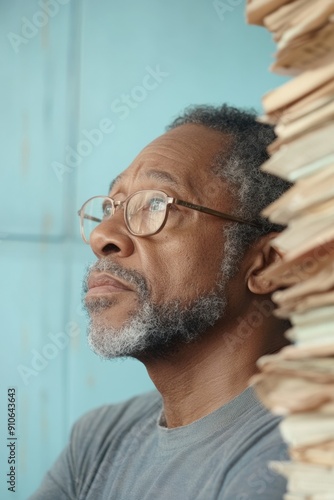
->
[31, 104, 291, 499]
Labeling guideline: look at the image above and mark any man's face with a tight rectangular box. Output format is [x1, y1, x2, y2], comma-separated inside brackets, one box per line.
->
[83, 124, 242, 360]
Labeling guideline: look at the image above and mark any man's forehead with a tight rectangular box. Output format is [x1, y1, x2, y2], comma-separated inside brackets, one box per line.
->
[144, 123, 230, 160]
[108, 124, 231, 194]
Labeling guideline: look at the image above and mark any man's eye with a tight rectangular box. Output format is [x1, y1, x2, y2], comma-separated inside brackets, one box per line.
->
[147, 198, 166, 212]
[102, 203, 112, 218]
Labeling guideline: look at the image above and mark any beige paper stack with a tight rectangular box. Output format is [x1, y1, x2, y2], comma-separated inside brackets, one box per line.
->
[246, 0, 334, 498]
[247, 0, 334, 75]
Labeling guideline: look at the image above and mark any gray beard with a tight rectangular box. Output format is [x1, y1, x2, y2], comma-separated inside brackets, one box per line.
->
[82, 259, 229, 361]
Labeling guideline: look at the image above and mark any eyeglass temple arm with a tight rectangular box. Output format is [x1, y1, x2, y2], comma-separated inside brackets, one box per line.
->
[77, 210, 101, 223]
[175, 200, 261, 229]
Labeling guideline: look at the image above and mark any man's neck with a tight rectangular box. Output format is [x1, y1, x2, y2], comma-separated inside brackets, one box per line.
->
[140, 319, 287, 428]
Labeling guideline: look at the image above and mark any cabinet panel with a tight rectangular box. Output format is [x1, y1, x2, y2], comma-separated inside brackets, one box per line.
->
[0, 240, 68, 499]
[1, 2, 75, 238]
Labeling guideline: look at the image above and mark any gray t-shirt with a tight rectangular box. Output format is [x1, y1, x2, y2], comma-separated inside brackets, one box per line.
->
[29, 387, 288, 499]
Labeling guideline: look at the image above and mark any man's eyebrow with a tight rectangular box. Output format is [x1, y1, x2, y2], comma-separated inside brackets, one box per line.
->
[109, 174, 123, 193]
[109, 169, 180, 193]
[141, 169, 179, 186]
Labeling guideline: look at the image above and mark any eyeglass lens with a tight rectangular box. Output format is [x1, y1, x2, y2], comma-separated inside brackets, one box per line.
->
[82, 191, 168, 241]
[126, 191, 167, 235]
[81, 196, 112, 242]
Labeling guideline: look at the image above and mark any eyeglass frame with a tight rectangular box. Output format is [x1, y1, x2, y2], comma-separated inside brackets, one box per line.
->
[77, 189, 263, 243]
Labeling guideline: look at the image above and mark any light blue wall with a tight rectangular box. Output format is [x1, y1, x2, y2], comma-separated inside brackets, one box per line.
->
[1, 1, 285, 498]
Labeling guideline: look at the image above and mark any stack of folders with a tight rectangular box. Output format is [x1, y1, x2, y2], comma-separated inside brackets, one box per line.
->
[247, 0, 334, 75]
[246, 0, 334, 498]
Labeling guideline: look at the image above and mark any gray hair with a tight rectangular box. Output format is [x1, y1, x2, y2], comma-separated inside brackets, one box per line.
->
[167, 104, 292, 277]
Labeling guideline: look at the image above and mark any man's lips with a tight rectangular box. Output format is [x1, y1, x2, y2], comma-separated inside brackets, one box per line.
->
[86, 273, 133, 296]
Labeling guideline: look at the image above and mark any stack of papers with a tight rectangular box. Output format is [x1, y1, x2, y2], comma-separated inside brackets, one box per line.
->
[246, 0, 334, 74]
[270, 461, 334, 498]
[246, 0, 334, 497]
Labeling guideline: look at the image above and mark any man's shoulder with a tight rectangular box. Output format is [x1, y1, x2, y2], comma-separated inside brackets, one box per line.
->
[71, 389, 161, 443]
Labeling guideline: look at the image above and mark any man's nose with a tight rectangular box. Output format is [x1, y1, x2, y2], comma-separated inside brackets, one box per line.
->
[89, 212, 135, 258]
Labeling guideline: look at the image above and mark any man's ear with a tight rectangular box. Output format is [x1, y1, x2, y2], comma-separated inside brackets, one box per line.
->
[246, 233, 283, 295]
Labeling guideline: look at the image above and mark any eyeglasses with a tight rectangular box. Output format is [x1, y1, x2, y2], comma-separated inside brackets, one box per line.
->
[77, 189, 262, 244]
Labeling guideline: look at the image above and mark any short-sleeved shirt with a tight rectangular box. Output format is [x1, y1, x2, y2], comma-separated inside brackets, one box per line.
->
[29, 387, 288, 499]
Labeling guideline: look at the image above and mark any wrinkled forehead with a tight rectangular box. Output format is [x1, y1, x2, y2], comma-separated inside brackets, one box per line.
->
[109, 124, 232, 196]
